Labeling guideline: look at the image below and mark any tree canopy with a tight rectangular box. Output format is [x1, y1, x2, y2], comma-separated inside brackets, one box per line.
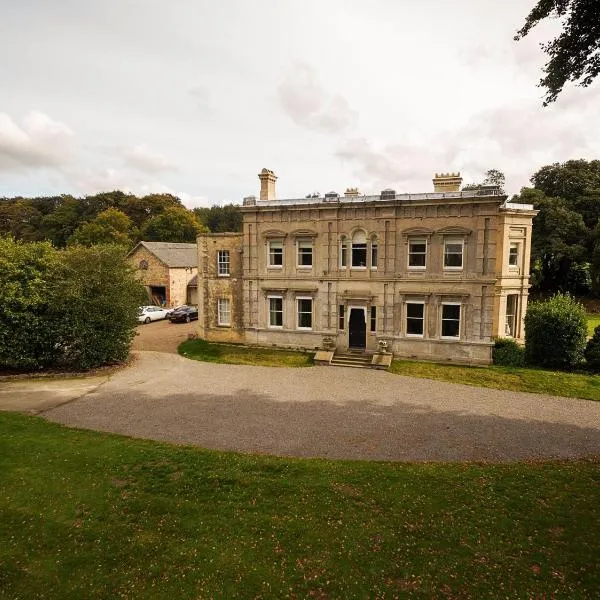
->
[141, 206, 207, 243]
[68, 208, 135, 247]
[515, 0, 600, 104]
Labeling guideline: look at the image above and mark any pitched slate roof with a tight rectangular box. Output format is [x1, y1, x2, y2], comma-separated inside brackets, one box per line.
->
[133, 241, 197, 268]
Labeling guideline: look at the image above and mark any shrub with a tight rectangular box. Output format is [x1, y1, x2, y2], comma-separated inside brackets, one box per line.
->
[492, 338, 525, 367]
[524, 293, 587, 369]
[584, 325, 600, 371]
[0, 238, 146, 371]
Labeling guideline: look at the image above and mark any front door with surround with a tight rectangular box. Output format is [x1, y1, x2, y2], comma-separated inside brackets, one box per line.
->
[349, 307, 366, 349]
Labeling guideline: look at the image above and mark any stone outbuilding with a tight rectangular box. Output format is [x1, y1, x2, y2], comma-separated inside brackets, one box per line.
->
[127, 241, 198, 307]
[197, 170, 537, 365]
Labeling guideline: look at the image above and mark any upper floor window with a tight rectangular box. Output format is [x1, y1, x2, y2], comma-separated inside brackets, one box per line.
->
[217, 298, 231, 326]
[371, 239, 378, 270]
[268, 241, 283, 268]
[139, 259, 148, 270]
[408, 239, 427, 269]
[509, 243, 519, 267]
[340, 237, 348, 268]
[441, 303, 461, 338]
[443, 238, 464, 270]
[297, 297, 313, 329]
[217, 250, 230, 276]
[351, 230, 367, 268]
[297, 240, 313, 268]
[268, 296, 283, 328]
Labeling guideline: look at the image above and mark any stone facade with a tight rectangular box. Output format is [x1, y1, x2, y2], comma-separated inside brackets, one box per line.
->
[127, 242, 198, 307]
[198, 171, 536, 365]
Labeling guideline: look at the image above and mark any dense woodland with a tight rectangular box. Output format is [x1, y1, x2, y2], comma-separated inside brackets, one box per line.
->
[2, 159, 600, 297]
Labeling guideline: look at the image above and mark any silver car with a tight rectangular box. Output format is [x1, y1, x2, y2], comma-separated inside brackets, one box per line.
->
[138, 306, 170, 324]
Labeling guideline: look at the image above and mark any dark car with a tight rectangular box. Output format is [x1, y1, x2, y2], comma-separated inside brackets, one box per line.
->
[168, 305, 199, 323]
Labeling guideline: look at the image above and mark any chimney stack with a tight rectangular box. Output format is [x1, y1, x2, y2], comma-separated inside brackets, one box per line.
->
[433, 172, 462, 193]
[344, 187, 360, 197]
[258, 168, 277, 200]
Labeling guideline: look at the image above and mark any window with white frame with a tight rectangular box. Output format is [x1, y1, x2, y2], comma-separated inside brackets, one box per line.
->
[217, 250, 230, 276]
[268, 240, 283, 268]
[408, 239, 427, 269]
[340, 237, 348, 268]
[371, 239, 378, 269]
[406, 302, 425, 336]
[441, 303, 461, 338]
[509, 243, 519, 267]
[443, 238, 464, 269]
[268, 296, 283, 328]
[351, 230, 367, 268]
[505, 294, 518, 337]
[217, 298, 231, 326]
[297, 239, 313, 268]
[297, 297, 313, 329]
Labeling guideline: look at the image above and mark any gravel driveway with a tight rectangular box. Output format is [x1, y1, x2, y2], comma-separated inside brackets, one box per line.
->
[40, 351, 600, 462]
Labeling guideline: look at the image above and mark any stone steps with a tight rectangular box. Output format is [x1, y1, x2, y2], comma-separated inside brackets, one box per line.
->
[330, 352, 373, 369]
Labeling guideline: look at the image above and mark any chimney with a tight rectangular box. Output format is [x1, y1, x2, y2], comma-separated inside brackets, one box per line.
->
[433, 172, 462, 193]
[258, 168, 277, 200]
[344, 187, 360, 197]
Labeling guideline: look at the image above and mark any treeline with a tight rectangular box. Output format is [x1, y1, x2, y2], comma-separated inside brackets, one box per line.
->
[0, 191, 242, 248]
[513, 159, 600, 296]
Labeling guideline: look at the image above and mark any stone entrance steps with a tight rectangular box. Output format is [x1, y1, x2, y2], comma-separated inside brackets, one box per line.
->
[330, 351, 373, 369]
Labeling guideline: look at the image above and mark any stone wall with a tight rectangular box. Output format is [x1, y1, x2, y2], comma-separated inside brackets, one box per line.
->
[127, 246, 170, 304]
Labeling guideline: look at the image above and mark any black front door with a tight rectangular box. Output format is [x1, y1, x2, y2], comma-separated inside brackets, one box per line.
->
[349, 308, 366, 349]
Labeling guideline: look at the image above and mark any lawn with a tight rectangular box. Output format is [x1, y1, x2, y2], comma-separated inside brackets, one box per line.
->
[390, 360, 600, 401]
[179, 338, 314, 367]
[587, 313, 600, 337]
[0, 413, 599, 599]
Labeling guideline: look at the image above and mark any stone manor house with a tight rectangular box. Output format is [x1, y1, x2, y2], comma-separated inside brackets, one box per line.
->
[196, 169, 536, 364]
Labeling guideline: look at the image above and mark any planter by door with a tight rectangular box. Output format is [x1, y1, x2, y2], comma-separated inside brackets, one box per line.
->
[349, 308, 366, 349]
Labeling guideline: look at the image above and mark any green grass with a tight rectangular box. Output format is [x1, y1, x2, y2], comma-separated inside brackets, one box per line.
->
[0, 413, 598, 599]
[390, 360, 600, 401]
[179, 338, 314, 367]
[587, 313, 600, 337]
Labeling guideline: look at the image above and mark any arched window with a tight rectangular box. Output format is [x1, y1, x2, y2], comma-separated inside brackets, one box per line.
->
[139, 259, 148, 270]
[351, 230, 367, 268]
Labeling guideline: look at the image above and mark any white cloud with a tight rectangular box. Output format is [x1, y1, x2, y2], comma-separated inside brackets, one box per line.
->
[277, 63, 358, 134]
[0, 110, 74, 171]
[124, 144, 176, 173]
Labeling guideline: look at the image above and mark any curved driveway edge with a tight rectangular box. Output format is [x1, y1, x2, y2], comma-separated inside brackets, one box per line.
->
[37, 351, 600, 462]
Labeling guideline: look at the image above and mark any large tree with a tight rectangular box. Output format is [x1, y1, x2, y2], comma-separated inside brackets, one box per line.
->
[141, 206, 207, 243]
[194, 204, 242, 232]
[515, 0, 600, 105]
[68, 208, 136, 247]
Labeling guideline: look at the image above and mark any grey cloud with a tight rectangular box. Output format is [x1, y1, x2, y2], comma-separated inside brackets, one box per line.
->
[277, 63, 358, 134]
[124, 144, 177, 173]
[0, 111, 74, 172]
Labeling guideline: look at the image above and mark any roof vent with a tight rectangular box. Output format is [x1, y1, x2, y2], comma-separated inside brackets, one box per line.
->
[380, 188, 396, 200]
[324, 191, 340, 201]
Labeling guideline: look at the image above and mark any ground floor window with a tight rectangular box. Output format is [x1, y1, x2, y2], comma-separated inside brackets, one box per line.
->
[297, 297, 313, 329]
[339, 305, 345, 330]
[441, 303, 461, 338]
[406, 302, 424, 336]
[217, 298, 231, 326]
[268, 296, 283, 328]
[370, 306, 377, 332]
[505, 294, 518, 337]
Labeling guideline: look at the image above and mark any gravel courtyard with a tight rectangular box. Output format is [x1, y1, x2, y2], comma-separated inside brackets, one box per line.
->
[35, 350, 600, 462]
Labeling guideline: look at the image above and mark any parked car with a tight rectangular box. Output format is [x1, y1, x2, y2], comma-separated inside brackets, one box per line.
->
[168, 305, 199, 323]
[138, 305, 170, 324]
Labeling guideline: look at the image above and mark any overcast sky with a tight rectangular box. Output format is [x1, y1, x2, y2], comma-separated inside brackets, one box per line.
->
[1, 0, 599, 207]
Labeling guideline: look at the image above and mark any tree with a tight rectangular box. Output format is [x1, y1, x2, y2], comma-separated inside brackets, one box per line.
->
[0, 200, 43, 241]
[515, 0, 600, 105]
[193, 204, 242, 232]
[462, 169, 506, 192]
[141, 206, 207, 243]
[68, 208, 135, 247]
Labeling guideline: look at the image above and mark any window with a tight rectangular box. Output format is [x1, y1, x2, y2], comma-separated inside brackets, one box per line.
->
[339, 305, 345, 330]
[139, 259, 148, 270]
[268, 241, 283, 267]
[217, 250, 230, 276]
[370, 306, 377, 332]
[268, 296, 283, 328]
[506, 294, 518, 337]
[217, 298, 231, 326]
[297, 297, 313, 329]
[340, 237, 348, 268]
[443, 239, 463, 269]
[371, 240, 378, 269]
[441, 304, 461, 338]
[297, 240, 313, 268]
[408, 239, 427, 269]
[509, 243, 519, 267]
[351, 231, 367, 268]
[406, 302, 424, 336]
